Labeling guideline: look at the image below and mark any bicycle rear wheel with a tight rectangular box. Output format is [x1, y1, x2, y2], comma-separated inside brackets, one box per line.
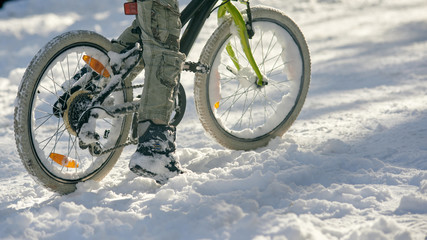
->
[194, 7, 311, 150]
[14, 31, 133, 194]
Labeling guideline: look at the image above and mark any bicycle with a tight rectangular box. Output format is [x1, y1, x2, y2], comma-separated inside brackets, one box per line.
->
[14, 0, 311, 194]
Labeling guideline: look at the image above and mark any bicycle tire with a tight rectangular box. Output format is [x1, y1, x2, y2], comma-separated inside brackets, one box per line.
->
[14, 31, 133, 194]
[194, 6, 311, 150]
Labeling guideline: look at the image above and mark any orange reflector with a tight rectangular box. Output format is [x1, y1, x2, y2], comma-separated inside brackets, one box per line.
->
[49, 153, 79, 168]
[214, 101, 220, 109]
[82, 55, 110, 78]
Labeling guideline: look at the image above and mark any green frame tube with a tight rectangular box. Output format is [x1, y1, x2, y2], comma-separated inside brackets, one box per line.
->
[218, 0, 264, 85]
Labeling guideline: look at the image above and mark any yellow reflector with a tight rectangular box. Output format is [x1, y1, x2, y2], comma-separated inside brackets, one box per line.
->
[82, 55, 110, 78]
[214, 101, 220, 109]
[49, 153, 79, 168]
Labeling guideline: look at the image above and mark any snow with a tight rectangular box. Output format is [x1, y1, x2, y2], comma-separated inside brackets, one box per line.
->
[1, 0, 427, 239]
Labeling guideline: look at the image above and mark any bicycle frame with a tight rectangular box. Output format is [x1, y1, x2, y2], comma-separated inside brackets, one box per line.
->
[122, 0, 263, 89]
[180, 0, 218, 55]
[78, 0, 264, 150]
[89, 0, 262, 112]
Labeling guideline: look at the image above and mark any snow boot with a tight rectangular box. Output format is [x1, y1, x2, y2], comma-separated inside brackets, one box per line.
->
[129, 120, 183, 184]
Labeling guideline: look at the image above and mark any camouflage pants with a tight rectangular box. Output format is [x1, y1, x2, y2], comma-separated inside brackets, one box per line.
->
[113, 0, 185, 125]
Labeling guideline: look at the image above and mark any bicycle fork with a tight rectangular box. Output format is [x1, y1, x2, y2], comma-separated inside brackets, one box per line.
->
[218, 0, 266, 87]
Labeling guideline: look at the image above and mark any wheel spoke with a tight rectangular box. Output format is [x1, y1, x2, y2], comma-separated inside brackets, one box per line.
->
[232, 89, 260, 130]
[41, 123, 67, 152]
[34, 112, 56, 131]
[219, 85, 252, 121]
[219, 85, 256, 109]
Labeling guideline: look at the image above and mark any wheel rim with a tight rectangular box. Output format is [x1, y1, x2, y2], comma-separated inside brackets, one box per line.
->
[208, 20, 304, 140]
[29, 44, 127, 181]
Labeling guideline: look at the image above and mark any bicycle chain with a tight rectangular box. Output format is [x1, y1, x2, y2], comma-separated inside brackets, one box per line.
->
[96, 83, 143, 94]
[89, 83, 143, 156]
[98, 138, 138, 156]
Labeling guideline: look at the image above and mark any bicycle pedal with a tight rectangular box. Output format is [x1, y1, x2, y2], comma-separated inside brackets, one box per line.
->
[183, 61, 210, 74]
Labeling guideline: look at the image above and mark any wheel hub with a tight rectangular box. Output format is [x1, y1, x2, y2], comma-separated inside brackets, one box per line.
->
[63, 90, 93, 136]
[237, 67, 258, 89]
[236, 67, 268, 89]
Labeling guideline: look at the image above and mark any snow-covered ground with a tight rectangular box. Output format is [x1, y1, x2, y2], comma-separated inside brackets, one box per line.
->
[1, 0, 427, 239]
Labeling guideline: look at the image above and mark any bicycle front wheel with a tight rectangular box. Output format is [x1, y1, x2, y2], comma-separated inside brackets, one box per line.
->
[194, 6, 311, 150]
[14, 31, 133, 194]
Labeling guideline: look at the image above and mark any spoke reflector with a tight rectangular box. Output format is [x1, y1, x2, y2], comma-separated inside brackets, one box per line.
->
[49, 153, 79, 168]
[82, 55, 110, 78]
[214, 101, 220, 109]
